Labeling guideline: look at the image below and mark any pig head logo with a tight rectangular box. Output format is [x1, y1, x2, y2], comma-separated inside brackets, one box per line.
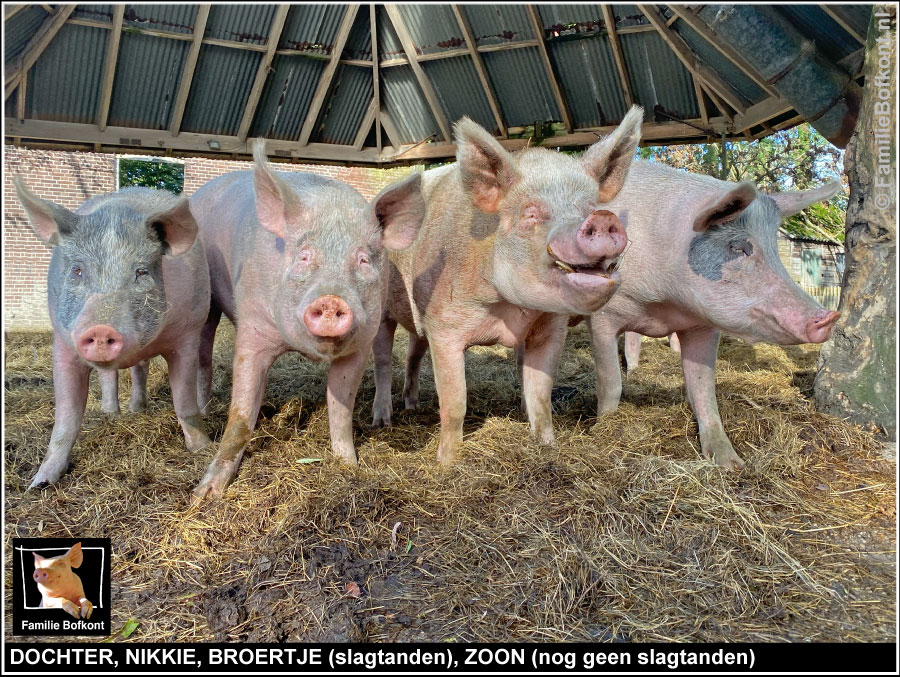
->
[32, 542, 93, 620]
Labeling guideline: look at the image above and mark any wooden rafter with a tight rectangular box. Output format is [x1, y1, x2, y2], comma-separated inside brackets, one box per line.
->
[298, 4, 360, 147]
[733, 96, 794, 133]
[637, 4, 748, 115]
[451, 4, 506, 137]
[383, 5, 452, 142]
[692, 73, 709, 126]
[700, 83, 734, 123]
[601, 5, 635, 108]
[5, 5, 26, 20]
[5, 5, 75, 99]
[354, 98, 377, 151]
[525, 5, 573, 132]
[667, 6, 779, 99]
[236, 5, 290, 143]
[97, 4, 125, 132]
[169, 5, 210, 136]
[820, 5, 867, 45]
[370, 4, 381, 153]
[16, 70, 26, 123]
[379, 108, 403, 150]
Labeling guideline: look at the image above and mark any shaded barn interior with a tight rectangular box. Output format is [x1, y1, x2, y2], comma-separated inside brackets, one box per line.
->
[4, 4, 870, 163]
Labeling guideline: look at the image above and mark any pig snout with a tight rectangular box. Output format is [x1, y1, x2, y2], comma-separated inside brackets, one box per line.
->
[77, 325, 123, 362]
[806, 310, 840, 343]
[303, 295, 354, 338]
[576, 210, 626, 261]
[33, 569, 49, 584]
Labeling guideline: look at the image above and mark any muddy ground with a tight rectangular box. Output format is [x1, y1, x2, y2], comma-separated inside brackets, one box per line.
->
[4, 323, 895, 642]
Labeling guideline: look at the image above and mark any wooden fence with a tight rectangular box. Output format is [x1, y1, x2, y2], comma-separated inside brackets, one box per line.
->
[802, 285, 842, 311]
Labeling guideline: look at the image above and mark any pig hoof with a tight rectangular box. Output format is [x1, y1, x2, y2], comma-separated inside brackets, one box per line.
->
[436, 446, 458, 465]
[371, 408, 392, 428]
[129, 399, 147, 413]
[101, 404, 121, 416]
[191, 481, 224, 503]
[706, 446, 745, 470]
[80, 598, 93, 619]
[62, 600, 81, 619]
[403, 399, 419, 411]
[185, 433, 212, 453]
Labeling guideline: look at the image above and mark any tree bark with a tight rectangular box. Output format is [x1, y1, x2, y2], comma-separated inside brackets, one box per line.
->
[815, 5, 896, 439]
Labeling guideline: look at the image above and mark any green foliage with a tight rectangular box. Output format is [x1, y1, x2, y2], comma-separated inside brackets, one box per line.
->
[119, 158, 184, 194]
[640, 124, 846, 241]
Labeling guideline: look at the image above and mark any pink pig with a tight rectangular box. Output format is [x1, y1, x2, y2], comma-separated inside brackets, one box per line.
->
[32, 542, 93, 620]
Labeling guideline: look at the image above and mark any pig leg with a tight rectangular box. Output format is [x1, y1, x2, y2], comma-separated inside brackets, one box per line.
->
[29, 333, 91, 488]
[623, 332, 642, 377]
[327, 350, 367, 465]
[668, 332, 681, 353]
[98, 368, 120, 414]
[678, 327, 745, 470]
[515, 344, 526, 413]
[78, 597, 93, 619]
[197, 307, 222, 416]
[192, 336, 281, 500]
[402, 332, 429, 411]
[522, 318, 566, 446]
[60, 599, 82, 620]
[129, 360, 149, 413]
[164, 346, 211, 453]
[371, 316, 397, 428]
[429, 338, 467, 464]
[590, 317, 623, 415]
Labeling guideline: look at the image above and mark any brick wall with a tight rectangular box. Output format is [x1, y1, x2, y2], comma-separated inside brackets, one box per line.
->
[3, 145, 415, 331]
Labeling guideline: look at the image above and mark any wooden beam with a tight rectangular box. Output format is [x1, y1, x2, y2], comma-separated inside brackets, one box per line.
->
[384, 5, 452, 142]
[169, 5, 210, 136]
[820, 5, 867, 45]
[525, 5, 573, 132]
[16, 71, 26, 123]
[236, 5, 290, 142]
[602, 5, 635, 108]
[5, 5, 75, 99]
[97, 4, 125, 132]
[379, 41, 540, 68]
[298, 5, 360, 146]
[667, 6, 779, 98]
[370, 4, 381, 153]
[379, 107, 403, 150]
[733, 96, 794, 132]
[692, 73, 709, 126]
[5, 5, 26, 20]
[452, 5, 506, 136]
[637, 4, 747, 115]
[354, 98, 377, 151]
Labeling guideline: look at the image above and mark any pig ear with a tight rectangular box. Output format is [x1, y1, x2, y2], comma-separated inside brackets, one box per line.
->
[455, 116, 520, 213]
[252, 138, 306, 239]
[14, 176, 80, 246]
[693, 182, 758, 232]
[148, 197, 198, 256]
[33, 552, 45, 567]
[64, 542, 83, 569]
[769, 181, 842, 218]
[372, 172, 425, 251]
[582, 105, 643, 203]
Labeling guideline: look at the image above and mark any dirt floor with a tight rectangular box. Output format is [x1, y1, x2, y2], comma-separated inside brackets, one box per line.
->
[4, 323, 896, 642]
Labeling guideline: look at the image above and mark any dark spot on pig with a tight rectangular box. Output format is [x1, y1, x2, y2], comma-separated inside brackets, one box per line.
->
[688, 218, 754, 281]
[275, 237, 285, 253]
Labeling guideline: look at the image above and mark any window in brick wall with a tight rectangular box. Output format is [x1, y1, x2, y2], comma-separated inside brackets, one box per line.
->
[117, 156, 184, 194]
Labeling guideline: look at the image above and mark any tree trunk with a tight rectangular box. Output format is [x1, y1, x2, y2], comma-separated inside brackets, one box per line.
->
[815, 5, 896, 439]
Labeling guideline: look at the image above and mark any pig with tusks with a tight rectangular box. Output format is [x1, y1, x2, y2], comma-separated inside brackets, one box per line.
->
[14, 181, 211, 488]
[372, 108, 643, 463]
[587, 161, 841, 468]
[189, 141, 425, 500]
[32, 543, 93, 619]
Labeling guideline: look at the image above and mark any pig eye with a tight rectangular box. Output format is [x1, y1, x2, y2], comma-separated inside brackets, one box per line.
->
[135, 268, 148, 280]
[358, 252, 370, 266]
[729, 241, 752, 256]
[71, 266, 82, 277]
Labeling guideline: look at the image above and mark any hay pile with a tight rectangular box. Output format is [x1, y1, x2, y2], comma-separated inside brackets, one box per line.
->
[4, 324, 895, 642]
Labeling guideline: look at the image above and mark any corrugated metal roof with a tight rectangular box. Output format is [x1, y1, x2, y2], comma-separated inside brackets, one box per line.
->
[775, 5, 863, 63]
[675, 20, 766, 105]
[376, 5, 404, 60]
[180, 45, 260, 136]
[482, 48, 560, 126]
[462, 5, 534, 47]
[550, 36, 629, 128]
[204, 4, 276, 45]
[250, 54, 324, 140]
[5, 5, 50, 62]
[344, 9, 373, 61]
[397, 5, 464, 56]
[611, 5, 646, 28]
[124, 5, 197, 35]
[381, 65, 439, 144]
[107, 33, 187, 130]
[71, 5, 114, 23]
[537, 4, 607, 38]
[619, 31, 699, 121]
[313, 65, 373, 145]
[279, 4, 345, 56]
[25, 23, 106, 124]
[423, 56, 497, 134]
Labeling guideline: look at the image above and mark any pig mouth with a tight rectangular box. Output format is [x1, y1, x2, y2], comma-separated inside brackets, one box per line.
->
[546, 244, 619, 282]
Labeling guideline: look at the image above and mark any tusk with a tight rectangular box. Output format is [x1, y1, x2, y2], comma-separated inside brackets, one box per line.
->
[554, 260, 575, 274]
